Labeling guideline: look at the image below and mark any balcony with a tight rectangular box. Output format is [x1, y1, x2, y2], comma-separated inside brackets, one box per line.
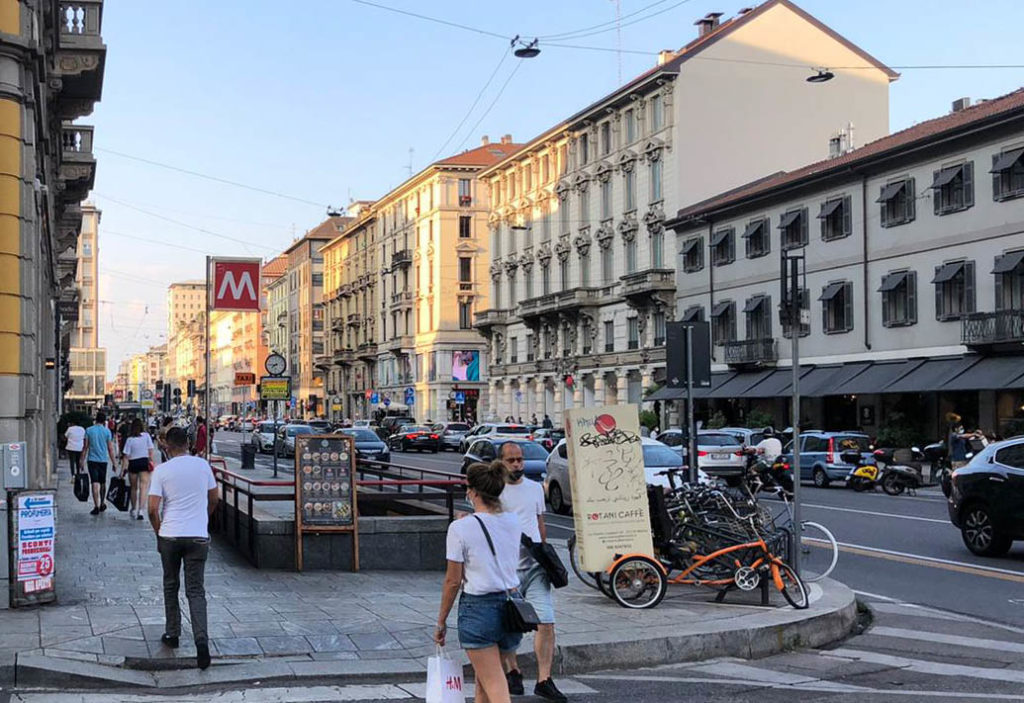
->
[357, 343, 378, 362]
[340, 283, 352, 298]
[331, 318, 344, 332]
[382, 335, 414, 354]
[347, 313, 362, 327]
[391, 249, 413, 268]
[56, 1, 107, 119]
[60, 124, 96, 202]
[519, 287, 601, 323]
[963, 310, 1024, 350]
[723, 338, 778, 367]
[333, 348, 354, 366]
[620, 268, 675, 307]
[459, 195, 473, 207]
[474, 308, 510, 332]
[391, 290, 414, 308]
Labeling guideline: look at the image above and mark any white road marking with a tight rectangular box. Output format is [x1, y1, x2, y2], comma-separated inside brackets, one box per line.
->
[831, 647, 1024, 684]
[870, 625, 1024, 652]
[836, 540, 1024, 577]
[803, 502, 948, 523]
[853, 589, 901, 602]
[12, 685, 414, 702]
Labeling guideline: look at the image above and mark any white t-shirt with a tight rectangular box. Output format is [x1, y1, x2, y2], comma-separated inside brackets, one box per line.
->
[124, 433, 155, 461]
[65, 426, 85, 452]
[500, 479, 545, 569]
[756, 437, 784, 462]
[148, 455, 217, 538]
[445, 512, 520, 596]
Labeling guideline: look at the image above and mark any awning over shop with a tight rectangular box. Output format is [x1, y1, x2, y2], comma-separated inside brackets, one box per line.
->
[941, 356, 1024, 391]
[830, 360, 924, 396]
[711, 369, 776, 398]
[744, 368, 812, 398]
[884, 356, 981, 394]
[647, 371, 735, 401]
[798, 363, 868, 397]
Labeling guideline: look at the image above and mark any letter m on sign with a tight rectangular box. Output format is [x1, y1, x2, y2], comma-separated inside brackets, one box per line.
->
[212, 258, 261, 311]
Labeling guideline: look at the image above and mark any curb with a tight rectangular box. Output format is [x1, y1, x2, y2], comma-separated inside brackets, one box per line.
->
[13, 578, 856, 691]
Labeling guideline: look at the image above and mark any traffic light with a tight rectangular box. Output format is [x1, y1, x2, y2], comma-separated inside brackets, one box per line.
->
[187, 379, 196, 397]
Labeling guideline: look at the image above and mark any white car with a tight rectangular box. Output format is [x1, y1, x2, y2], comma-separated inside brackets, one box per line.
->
[543, 437, 710, 515]
[654, 429, 747, 484]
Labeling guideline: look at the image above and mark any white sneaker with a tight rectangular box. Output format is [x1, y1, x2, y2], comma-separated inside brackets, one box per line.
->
[129, 510, 135, 519]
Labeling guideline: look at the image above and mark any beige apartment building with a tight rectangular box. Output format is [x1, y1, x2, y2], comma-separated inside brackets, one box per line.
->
[166, 280, 205, 391]
[66, 204, 106, 411]
[476, 0, 896, 425]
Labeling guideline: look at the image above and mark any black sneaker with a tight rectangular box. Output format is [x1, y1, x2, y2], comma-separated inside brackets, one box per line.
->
[99, 503, 107, 512]
[160, 634, 179, 648]
[196, 642, 211, 670]
[534, 678, 568, 702]
[89, 507, 100, 516]
[506, 669, 524, 695]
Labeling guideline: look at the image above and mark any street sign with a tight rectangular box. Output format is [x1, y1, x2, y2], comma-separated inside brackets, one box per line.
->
[454, 391, 465, 405]
[235, 371, 256, 386]
[665, 321, 712, 388]
[515, 390, 524, 402]
[260, 376, 291, 401]
[364, 389, 372, 400]
[404, 387, 415, 406]
[11, 490, 56, 606]
[370, 392, 379, 405]
[141, 389, 153, 401]
[382, 397, 391, 408]
[212, 258, 262, 311]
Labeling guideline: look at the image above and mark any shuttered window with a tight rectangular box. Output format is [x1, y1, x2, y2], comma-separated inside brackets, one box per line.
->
[819, 196, 852, 241]
[820, 281, 854, 334]
[931, 163, 974, 215]
[933, 260, 975, 321]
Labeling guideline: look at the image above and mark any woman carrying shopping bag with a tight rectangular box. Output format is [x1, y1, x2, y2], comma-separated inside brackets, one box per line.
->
[434, 461, 523, 703]
[121, 418, 156, 520]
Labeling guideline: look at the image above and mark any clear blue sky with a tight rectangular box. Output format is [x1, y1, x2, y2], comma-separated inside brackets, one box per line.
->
[92, 0, 1024, 377]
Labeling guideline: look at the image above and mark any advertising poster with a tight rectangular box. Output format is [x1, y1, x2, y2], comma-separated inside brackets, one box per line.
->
[451, 351, 480, 382]
[15, 492, 56, 597]
[564, 405, 654, 573]
[294, 435, 356, 527]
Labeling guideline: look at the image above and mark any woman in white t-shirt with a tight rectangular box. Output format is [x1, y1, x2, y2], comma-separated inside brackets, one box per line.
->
[121, 418, 156, 520]
[435, 461, 521, 703]
[64, 420, 86, 477]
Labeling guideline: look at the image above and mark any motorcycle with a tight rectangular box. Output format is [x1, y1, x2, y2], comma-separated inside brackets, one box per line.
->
[844, 449, 880, 492]
[874, 447, 926, 496]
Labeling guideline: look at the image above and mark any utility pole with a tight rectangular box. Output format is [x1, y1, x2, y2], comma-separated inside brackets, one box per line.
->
[781, 249, 805, 576]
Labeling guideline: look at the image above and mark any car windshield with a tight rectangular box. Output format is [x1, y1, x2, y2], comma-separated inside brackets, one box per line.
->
[288, 426, 313, 435]
[698, 434, 739, 447]
[644, 445, 684, 467]
[447, 423, 471, 432]
[341, 429, 379, 442]
[835, 435, 870, 452]
[497, 425, 531, 435]
[496, 441, 548, 460]
[403, 426, 430, 433]
[258, 423, 278, 433]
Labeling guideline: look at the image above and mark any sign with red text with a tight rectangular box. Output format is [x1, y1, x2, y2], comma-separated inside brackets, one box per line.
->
[11, 491, 57, 606]
[212, 258, 261, 311]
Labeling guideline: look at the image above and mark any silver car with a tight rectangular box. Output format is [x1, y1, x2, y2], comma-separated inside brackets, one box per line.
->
[276, 424, 314, 457]
[654, 429, 747, 484]
[251, 421, 283, 454]
[432, 422, 473, 451]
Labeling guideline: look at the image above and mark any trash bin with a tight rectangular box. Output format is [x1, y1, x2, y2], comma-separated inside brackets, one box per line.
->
[240, 443, 256, 470]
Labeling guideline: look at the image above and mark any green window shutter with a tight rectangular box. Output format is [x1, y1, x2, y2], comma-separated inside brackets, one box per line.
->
[994, 257, 1004, 311]
[963, 162, 974, 209]
[821, 289, 828, 332]
[880, 187, 889, 228]
[881, 286, 891, 327]
[801, 208, 809, 245]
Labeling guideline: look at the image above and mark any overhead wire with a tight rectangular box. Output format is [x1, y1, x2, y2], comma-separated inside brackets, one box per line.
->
[455, 59, 525, 153]
[539, 0, 694, 42]
[431, 48, 510, 162]
[348, 0, 510, 40]
[536, 0, 675, 40]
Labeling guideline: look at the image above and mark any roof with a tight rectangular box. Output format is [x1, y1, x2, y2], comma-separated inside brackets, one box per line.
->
[478, 123, 570, 179]
[673, 87, 1024, 224]
[261, 255, 288, 278]
[435, 141, 523, 168]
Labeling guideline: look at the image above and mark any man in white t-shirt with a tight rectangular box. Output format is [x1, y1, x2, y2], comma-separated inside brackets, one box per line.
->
[147, 427, 219, 670]
[755, 427, 784, 463]
[497, 441, 566, 703]
[64, 421, 86, 477]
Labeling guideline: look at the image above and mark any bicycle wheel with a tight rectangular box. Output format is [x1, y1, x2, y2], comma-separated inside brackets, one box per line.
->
[608, 555, 667, 609]
[567, 534, 601, 591]
[773, 561, 809, 609]
[799, 521, 838, 583]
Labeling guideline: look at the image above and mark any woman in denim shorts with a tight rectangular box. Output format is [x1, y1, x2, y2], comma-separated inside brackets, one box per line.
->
[435, 461, 522, 703]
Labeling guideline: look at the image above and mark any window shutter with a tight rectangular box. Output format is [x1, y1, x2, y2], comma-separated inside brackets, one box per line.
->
[844, 282, 854, 331]
[765, 295, 772, 338]
[994, 257, 1004, 311]
[843, 195, 852, 237]
[934, 265, 943, 320]
[992, 154, 1002, 201]
[821, 289, 828, 333]
[801, 208, 809, 245]
[879, 187, 889, 228]
[881, 286, 891, 327]
[964, 260, 976, 313]
[745, 306, 752, 340]
[963, 162, 974, 208]
[907, 178, 916, 221]
[933, 170, 941, 215]
[908, 271, 918, 325]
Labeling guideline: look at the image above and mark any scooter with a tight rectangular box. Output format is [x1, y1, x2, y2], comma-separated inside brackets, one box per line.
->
[844, 449, 880, 492]
[880, 463, 923, 496]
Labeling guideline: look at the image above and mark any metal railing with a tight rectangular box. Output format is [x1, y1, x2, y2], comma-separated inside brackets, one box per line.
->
[962, 310, 1024, 346]
[723, 338, 778, 365]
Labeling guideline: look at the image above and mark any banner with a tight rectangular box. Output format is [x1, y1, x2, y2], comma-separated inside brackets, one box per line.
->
[260, 376, 291, 401]
[564, 405, 653, 572]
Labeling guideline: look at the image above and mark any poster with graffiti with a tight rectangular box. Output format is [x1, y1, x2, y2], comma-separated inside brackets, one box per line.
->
[564, 405, 653, 572]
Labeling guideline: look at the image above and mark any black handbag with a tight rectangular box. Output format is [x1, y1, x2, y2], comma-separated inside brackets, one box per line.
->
[521, 534, 569, 589]
[106, 475, 130, 512]
[472, 515, 540, 633]
[73, 468, 89, 502]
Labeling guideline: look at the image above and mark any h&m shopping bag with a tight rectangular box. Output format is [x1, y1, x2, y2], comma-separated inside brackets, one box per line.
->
[106, 475, 130, 512]
[425, 646, 465, 703]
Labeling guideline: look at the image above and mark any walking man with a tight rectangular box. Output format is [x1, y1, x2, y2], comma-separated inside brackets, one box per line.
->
[498, 441, 566, 702]
[81, 412, 117, 515]
[147, 427, 219, 670]
[542, 414, 553, 429]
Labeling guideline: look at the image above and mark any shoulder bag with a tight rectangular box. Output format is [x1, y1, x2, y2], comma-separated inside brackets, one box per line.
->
[520, 534, 569, 588]
[472, 515, 539, 633]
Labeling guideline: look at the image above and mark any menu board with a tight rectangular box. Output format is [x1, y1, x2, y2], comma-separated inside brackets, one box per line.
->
[294, 434, 356, 527]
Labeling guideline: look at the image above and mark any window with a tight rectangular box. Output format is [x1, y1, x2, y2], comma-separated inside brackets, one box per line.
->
[542, 155, 550, 183]
[559, 257, 569, 291]
[526, 334, 535, 361]
[625, 239, 637, 273]
[311, 273, 323, 287]
[458, 257, 472, 283]
[459, 215, 472, 238]
[878, 177, 916, 227]
[604, 320, 615, 352]
[507, 274, 517, 308]
[600, 179, 612, 219]
[579, 133, 589, 166]
[779, 208, 809, 249]
[681, 236, 703, 273]
[933, 260, 975, 321]
[624, 169, 636, 211]
[509, 336, 518, 364]
[560, 198, 570, 234]
[580, 252, 591, 287]
[559, 144, 568, 175]
[819, 196, 852, 241]
[743, 218, 770, 258]
[711, 301, 736, 345]
[579, 187, 590, 224]
[682, 305, 704, 323]
[542, 210, 551, 241]
[541, 262, 551, 295]
[625, 109, 636, 143]
[651, 94, 664, 131]
[744, 295, 772, 340]
[994, 250, 1024, 311]
[82, 242, 92, 257]
[879, 270, 917, 327]
[581, 320, 592, 354]
[627, 318, 639, 349]
[820, 281, 853, 334]
[931, 162, 974, 215]
[523, 165, 531, 192]
[458, 179, 472, 206]
[544, 328, 554, 359]
[524, 268, 534, 299]
[653, 312, 666, 346]
[600, 122, 611, 155]
[992, 147, 1024, 201]
[781, 289, 810, 338]
[650, 159, 663, 201]
[601, 247, 613, 283]
[996, 444, 1024, 469]
[711, 227, 735, 266]
[650, 231, 664, 268]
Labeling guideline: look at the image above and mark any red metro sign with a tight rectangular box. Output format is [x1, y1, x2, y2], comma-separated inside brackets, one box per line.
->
[212, 258, 261, 311]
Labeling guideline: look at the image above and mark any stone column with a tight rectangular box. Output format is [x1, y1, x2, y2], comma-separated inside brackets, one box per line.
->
[593, 374, 605, 406]
[535, 377, 545, 418]
[641, 368, 653, 405]
[553, 381, 563, 424]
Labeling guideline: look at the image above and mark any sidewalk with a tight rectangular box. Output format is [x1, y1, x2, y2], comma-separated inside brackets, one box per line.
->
[0, 462, 857, 691]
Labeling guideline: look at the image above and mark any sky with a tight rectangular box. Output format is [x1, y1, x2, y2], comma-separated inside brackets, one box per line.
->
[91, 0, 1024, 378]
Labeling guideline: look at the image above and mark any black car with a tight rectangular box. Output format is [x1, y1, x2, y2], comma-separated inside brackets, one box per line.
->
[948, 436, 1024, 556]
[389, 425, 440, 452]
[532, 428, 565, 453]
[335, 428, 390, 464]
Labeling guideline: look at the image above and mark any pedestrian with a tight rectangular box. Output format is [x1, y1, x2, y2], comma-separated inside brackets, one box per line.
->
[147, 426, 219, 670]
[81, 411, 117, 515]
[530, 413, 538, 426]
[193, 416, 208, 457]
[157, 416, 174, 462]
[116, 415, 131, 457]
[121, 418, 156, 520]
[497, 441, 567, 702]
[542, 414, 553, 429]
[64, 417, 86, 479]
[434, 461, 521, 703]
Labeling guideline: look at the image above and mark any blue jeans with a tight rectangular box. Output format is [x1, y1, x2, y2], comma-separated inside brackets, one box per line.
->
[457, 592, 522, 652]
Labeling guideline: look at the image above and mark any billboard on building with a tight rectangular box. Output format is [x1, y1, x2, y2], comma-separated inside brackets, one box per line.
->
[451, 351, 480, 382]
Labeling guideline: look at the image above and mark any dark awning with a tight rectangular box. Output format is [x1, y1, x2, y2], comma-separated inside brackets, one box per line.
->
[711, 300, 733, 318]
[991, 147, 1024, 172]
[801, 362, 872, 397]
[930, 165, 963, 189]
[831, 360, 924, 396]
[710, 369, 776, 398]
[743, 296, 768, 313]
[648, 371, 735, 400]
[682, 306, 703, 322]
[884, 356, 981, 394]
[817, 198, 843, 219]
[992, 250, 1024, 274]
[710, 229, 731, 247]
[777, 210, 802, 229]
[878, 271, 909, 292]
[932, 261, 965, 284]
[818, 282, 844, 301]
[681, 237, 701, 255]
[742, 220, 765, 238]
[744, 368, 810, 398]
[876, 181, 906, 203]
[941, 356, 1024, 391]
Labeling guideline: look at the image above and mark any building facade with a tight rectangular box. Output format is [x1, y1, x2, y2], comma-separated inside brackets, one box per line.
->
[666, 90, 1024, 440]
[165, 280, 205, 389]
[66, 204, 105, 411]
[476, 0, 896, 425]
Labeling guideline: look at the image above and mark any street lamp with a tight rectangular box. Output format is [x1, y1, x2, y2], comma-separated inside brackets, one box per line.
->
[806, 68, 835, 83]
[511, 36, 540, 59]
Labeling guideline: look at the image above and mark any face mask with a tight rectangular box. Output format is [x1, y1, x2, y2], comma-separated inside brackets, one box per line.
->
[509, 469, 525, 481]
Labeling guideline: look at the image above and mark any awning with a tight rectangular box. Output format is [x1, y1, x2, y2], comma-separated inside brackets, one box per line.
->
[798, 364, 857, 397]
[930, 165, 963, 189]
[744, 368, 810, 398]
[991, 147, 1024, 172]
[711, 369, 776, 398]
[682, 306, 703, 322]
[831, 360, 925, 396]
[681, 237, 701, 255]
[992, 250, 1024, 274]
[932, 261, 965, 283]
[876, 181, 906, 203]
[742, 220, 765, 238]
[878, 271, 909, 292]
[710, 229, 731, 247]
[941, 356, 1024, 391]
[818, 282, 844, 301]
[884, 356, 982, 394]
[817, 198, 843, 219]
[648, 371, 735, 401]
[743, 296, 768, 313]
[777, 210, 802, 229]
[711, 300, 733, 318]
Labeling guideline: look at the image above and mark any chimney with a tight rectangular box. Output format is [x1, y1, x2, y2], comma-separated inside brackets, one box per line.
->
[657, 49, 674, 66]
[738, 7, 754, 15]
[480, 135, 490, 146]
[500, 134, 513, 145]
[951, 97, 971, 113]
[694, 12, 723, 37]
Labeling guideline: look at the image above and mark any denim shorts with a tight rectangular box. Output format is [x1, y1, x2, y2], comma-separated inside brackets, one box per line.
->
[457, 592, 523, 652]
[519, 561, 555, 624]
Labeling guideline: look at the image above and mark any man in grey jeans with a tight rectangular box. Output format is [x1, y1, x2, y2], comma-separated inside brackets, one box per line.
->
[147, 427, 219, 670]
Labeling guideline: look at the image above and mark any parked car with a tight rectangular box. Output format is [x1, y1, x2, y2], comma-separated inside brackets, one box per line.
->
[388, 425, 440, 452]
[544, 437, 709, 514]
[718, 427, 767, 448]
[948, 436, 1024, 557]
[653, 429, 746, 484]
[353, 419, 372, 428]
[251, 421, 284, 454]
[532, 428, 565, 453]
[306, 420, 332, 433]
[276, 423, 315, 457]
[239, 418, 255, 433]
[461, 438, 548, 480]
[458, 423, 533, 453]
[431, 422, 473, 451]
[335, 428, 390, 464]
[782, 431, 874, 487]
[217, 414, 237, 431]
